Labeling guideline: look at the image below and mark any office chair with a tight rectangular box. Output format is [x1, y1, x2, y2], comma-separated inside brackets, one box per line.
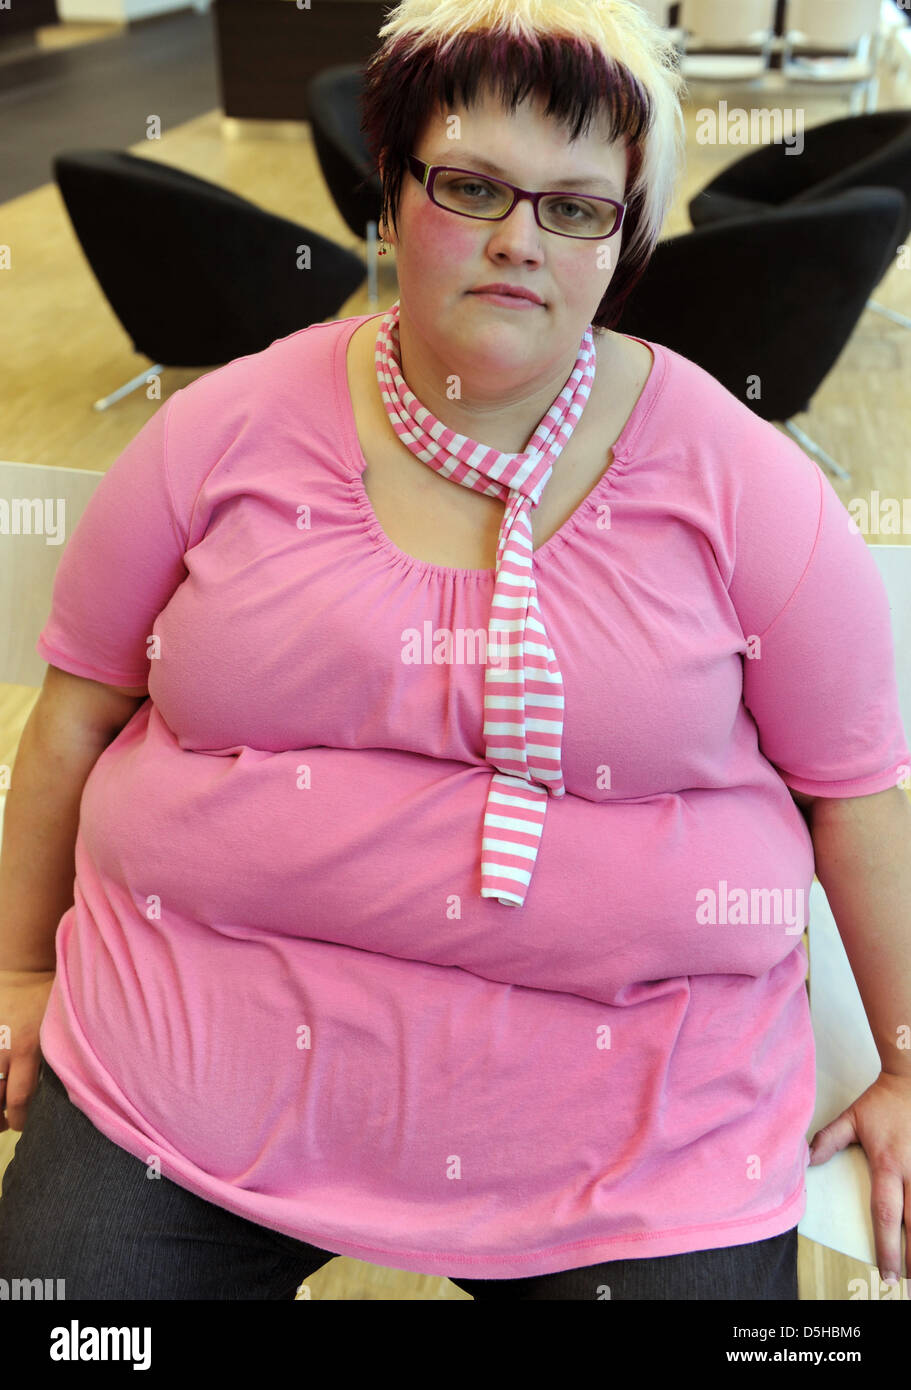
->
[688, 109, 911, 330]
[781, 0, 885, 114]
[676, 0, 778, 87]
[616, 185, 908, 480]
[306, 66, 387, 310]
[53, 150, 367, 411]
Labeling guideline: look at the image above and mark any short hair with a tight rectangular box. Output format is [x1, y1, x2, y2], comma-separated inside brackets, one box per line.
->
[359, 0, 687, 332]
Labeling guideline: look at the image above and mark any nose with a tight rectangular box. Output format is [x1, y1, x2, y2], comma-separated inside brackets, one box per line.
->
[486, 196, 545, 258]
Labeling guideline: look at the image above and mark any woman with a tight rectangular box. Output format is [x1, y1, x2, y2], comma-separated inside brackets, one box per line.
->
[1, 0, 909, 1301]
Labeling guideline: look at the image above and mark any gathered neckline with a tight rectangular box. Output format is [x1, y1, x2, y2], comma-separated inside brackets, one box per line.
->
[338, 311, 665, 582]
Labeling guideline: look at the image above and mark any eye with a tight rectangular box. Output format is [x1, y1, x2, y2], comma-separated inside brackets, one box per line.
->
[553, 199, 597, 221]
[449, 178, 497, 199]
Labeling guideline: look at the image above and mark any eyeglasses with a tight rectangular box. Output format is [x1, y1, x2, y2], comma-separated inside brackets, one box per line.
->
[406, 154, 626, 241]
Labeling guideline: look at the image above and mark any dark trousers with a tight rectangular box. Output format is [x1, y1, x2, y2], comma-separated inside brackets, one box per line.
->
[0, 1058, 799, 1300]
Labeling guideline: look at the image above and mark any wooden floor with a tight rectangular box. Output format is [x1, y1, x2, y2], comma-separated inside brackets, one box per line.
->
[1, 24, 910, 1299]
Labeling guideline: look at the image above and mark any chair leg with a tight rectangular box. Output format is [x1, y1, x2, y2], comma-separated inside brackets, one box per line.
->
[782, 420, 852, 483]
[92, 365, 164, 412]
[866, 299, 911, 330]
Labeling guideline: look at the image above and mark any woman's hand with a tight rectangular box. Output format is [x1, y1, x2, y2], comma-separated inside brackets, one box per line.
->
[0, 968, 56, 1134]
[809, 1071, 911, 1291]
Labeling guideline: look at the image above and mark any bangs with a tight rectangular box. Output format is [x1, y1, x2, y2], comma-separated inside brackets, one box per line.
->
[378, 30, 651, 162]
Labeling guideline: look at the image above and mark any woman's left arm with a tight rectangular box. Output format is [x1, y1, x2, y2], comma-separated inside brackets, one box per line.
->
[803, 783, 911, 1288]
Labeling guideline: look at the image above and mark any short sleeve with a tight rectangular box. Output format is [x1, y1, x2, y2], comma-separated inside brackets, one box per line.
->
[35, 394, 190, 687]
[740, 465, 910, 798]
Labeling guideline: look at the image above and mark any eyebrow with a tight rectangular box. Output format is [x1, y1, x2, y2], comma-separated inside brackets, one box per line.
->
[429, 152, 619, 196]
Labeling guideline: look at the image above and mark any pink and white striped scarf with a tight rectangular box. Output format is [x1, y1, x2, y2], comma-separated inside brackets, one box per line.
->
[374, 299, 597, 906]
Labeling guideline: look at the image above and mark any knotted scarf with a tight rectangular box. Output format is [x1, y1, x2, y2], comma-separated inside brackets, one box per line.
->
[374, 299, 597, 906]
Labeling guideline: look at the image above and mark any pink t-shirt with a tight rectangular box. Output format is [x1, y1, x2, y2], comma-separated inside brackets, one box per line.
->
[36, 311, 909, 1280]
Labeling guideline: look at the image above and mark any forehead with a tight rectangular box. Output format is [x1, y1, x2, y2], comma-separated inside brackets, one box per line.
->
[417, 86, 628, 189]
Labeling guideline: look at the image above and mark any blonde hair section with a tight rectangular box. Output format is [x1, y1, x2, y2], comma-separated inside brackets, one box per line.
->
[374, 0, 689, 284]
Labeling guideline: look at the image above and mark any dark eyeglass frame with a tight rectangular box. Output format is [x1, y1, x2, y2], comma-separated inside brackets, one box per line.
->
[406, 154, 626, 241]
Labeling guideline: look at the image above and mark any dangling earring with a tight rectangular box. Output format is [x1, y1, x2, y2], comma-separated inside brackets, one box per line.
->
[378, 241, 388, 257]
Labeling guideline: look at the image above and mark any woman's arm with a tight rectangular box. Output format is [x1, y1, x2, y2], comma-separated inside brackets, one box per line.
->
[807, 784, 911, 1080]
[0, 666, 146, 972]
[805, 783, 911, 1286]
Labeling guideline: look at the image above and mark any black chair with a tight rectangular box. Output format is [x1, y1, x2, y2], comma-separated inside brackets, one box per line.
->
[307, 65, 387, 309]
[688, 110, 911, 330]
[617, 186, 908, 482]
[53, 150, 367, 410]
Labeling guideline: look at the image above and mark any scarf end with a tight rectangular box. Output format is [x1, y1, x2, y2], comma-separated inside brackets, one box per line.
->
[480, 885, 525, 907]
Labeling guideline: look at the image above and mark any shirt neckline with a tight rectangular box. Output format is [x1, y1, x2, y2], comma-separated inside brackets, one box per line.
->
[338, 310, 666, 582]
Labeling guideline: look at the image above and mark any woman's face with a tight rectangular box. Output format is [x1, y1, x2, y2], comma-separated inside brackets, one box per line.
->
[382, 84, 630, 377]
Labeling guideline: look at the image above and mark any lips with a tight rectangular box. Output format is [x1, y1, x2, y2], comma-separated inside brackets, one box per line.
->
[471, 285, 544, 305]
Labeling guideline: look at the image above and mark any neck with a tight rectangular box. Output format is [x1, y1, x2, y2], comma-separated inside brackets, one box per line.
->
[387, 305, 597, 456]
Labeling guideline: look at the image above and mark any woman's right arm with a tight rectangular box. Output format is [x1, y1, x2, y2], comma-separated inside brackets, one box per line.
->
[0, 665, 147, 972]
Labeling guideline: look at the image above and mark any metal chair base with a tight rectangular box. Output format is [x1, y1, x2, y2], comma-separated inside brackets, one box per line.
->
[93, 364, 164, 412]
[783, 419, 851, 483]
[867, 299, 911, 330]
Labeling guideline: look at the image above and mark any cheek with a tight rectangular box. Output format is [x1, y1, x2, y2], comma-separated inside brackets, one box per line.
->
[410, 199, 480, 268]
[560, 246, 609, 301]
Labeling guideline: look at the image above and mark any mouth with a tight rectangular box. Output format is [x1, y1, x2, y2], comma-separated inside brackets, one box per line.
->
[469, 288, 545, 308]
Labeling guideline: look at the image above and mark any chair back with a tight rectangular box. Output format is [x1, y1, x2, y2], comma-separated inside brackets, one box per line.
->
[679, 0, 776, 42]
[54, 150, 365, 369]
[689, 110, 911, 258]
[307, 66, 384, 241]
[786, 0, 882, 48]
[631, 0, 673, 24]
[617, 185, 907, 421]
[788, 112, 911, 249]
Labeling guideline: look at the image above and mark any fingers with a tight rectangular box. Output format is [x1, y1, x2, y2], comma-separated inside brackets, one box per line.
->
[0, 1054, 40, 1134]
[808, 1110, 856, 1165]
[869, 1162, 905, 1287]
